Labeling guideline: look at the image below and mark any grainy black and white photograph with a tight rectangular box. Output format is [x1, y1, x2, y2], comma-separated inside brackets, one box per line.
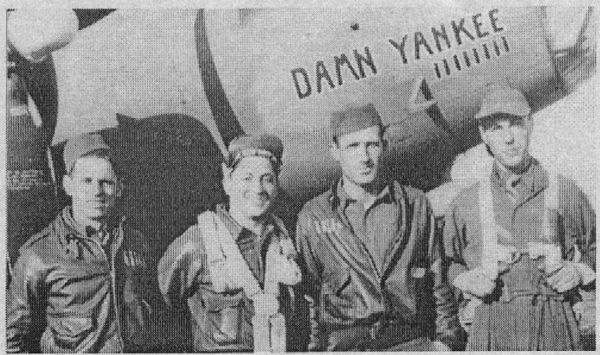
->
[3, 2, 597, 352]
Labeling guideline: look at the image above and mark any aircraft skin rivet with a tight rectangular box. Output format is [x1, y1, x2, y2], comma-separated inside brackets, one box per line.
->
[350, 22, 359, 31]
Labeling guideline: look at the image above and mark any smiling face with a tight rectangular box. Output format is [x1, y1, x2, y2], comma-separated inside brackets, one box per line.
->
[331, 125, 384, 187]
[479, 114, 533, 171]
[63, 155, 121, 225]
[223, 155, 279, 220]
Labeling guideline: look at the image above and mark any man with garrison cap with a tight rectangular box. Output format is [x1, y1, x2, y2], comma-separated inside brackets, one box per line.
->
[6, 133, 152, 353]
[158, 134, 301, 352]
[295, 104, 466, 351]
[443, 85, 596, 350]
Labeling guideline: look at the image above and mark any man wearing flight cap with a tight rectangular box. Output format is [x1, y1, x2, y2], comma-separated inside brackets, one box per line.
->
[158, 134, 301, 352]
[443, 85, 596, 350]
[295, 103, 465, 351]
[6, 133, 152, 353]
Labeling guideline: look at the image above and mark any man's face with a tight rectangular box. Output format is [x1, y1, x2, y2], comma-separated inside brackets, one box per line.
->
[223, 155, 279, 219]
[63, 156, 121, 222]
[479, 115, 532, 170]
[331, 125, 384, 186]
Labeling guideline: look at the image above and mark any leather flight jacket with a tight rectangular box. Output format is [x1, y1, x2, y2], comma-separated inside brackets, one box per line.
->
[6, 207, 151, 353]
[296, 181, 466, 350]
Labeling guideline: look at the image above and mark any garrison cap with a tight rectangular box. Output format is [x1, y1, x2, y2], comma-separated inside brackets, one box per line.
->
[331, 103, 383, 139]
[475, 85, 531, 120]
[63, 133, 112, 173]
[226, 134, 284, 171]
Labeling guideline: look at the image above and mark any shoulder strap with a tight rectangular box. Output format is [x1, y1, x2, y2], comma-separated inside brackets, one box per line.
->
[542, 170, 558, 241]
[197, 211, 262, 297]
[478, 178, 499, 279]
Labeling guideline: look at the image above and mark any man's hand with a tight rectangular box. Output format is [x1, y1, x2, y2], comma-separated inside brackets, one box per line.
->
[452, 268, 496, 298]
[431, 340, 451, 351]
[546, 262, 582, 293]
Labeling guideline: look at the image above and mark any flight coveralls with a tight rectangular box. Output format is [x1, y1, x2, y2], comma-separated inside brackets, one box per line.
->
[6, 206, 152, 353]
[444, 161, 596, 350]
[296, 180, 465, 351]
[157, 204, 297, 352]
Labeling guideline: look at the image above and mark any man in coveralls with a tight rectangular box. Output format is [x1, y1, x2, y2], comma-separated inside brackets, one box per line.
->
[444, 85, 596, 350]
[158, 134, 301, 352]
[6, 133, 152, 352]
[295, 103, 466, 351]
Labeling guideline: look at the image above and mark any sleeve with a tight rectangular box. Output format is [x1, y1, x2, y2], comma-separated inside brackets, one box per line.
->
[294, 212, 323, 351]
[122, 230, 156, 351]
[6, 251, 47, 353]
[443, 202, 469, 285]
[425, 198, 467, 350]
[157, 226, 206, 308]
[561, 180, 596, 283]
[573, 186, 595, 270]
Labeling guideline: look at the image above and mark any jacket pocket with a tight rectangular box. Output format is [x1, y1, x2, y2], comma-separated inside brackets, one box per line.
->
[202, 291, 247, 346]
[124, 297, 152, 347]
[50, 317, 94, 351]
[322, 270, 354, 322]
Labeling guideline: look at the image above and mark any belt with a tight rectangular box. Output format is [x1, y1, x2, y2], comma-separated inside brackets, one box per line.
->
[329, 319, 425, 345]
[499, 288, 564, 303]
[325, 320, 427, 351]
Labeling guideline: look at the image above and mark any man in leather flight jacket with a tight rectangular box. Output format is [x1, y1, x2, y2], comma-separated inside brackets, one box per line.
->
[295, 104, 466, 351]
[6, 134, 151, 353]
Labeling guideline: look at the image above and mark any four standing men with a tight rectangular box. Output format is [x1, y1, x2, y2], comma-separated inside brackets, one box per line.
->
[5, 86, 596, 352]
[295, 104, 465, 351]
[444, 85, 596, 350]
[6, 134, 151, 353]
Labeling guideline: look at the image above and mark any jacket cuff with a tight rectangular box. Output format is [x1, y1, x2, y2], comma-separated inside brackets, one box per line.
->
[436, 327, 467, 351]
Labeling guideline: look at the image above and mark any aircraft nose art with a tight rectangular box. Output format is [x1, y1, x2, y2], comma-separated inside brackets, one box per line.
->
[202, 8, 557, 196]
[202, 8, 447, 197]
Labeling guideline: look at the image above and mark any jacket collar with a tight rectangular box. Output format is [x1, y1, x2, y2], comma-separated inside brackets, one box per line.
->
[61, 206, 123, 246]
[491, 158, 548, 203]
[214, 203, 281, 242]
[329, 178, 397, 210]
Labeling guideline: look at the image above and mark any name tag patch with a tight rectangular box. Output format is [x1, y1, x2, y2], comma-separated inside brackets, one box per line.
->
[123, 250, 146, 268]
[313, 218, 343, 237]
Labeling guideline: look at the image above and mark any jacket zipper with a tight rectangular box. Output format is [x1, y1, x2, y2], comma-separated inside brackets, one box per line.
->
[337, 210, 382, 281]
[88, 238, 125, 350]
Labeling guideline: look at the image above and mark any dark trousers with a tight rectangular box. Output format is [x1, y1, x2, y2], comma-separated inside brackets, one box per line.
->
[325, 322, 429, 351]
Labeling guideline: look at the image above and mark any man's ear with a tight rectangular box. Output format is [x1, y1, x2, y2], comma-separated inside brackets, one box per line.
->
[221, 163, 233, 195]
[525, 115, 534, 135]
[329, 141, 340, 162]
[63, 174, 73, 197]
[116, 179, 123, 198]
[478, 125, 489, 145]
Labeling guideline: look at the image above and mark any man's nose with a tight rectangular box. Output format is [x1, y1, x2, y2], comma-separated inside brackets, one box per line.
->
[250, 178, 265, 193]
[91, 181, 104, 195]
[357, 144, 370, 161]
[502, 128, 515, 144]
